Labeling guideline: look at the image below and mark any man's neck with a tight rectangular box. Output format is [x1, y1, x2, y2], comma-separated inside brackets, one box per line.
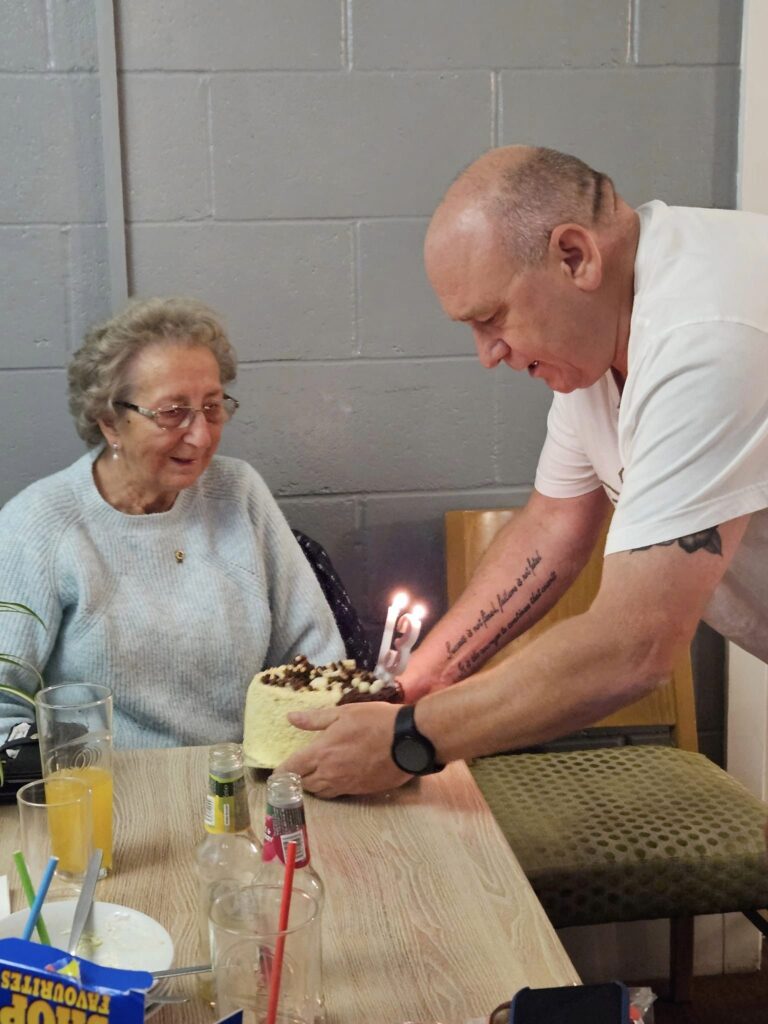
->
[610, 206, 640, 380]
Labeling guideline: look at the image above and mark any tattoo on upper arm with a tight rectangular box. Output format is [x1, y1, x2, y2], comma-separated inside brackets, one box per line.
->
[632, 526, 722, 556]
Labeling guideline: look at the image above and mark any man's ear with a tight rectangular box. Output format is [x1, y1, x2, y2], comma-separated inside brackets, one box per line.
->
[549, 223, 603, 292]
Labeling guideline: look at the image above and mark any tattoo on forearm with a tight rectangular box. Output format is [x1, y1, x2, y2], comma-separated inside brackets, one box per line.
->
[455, 571, 557, 675]
[632, 526, 722, 556]
[445, 551, 543, 658]
[444, 549, 557, 673]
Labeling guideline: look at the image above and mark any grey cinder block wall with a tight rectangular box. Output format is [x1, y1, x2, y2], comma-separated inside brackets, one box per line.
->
[1, 1, 741, 759]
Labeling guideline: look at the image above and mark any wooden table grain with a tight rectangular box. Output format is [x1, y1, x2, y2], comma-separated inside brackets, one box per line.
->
[1, 748, 579, 1022]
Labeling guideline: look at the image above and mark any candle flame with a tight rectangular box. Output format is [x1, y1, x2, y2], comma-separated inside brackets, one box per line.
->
[412, 603, 427, 620]
[391, 591, 409, 610]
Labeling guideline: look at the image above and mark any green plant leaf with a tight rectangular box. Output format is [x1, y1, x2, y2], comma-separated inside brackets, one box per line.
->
[0, 680, 37, 706]
[0, 601, 46, 691]
[0, 602, 46, 629]
[0, 655, 44, 691]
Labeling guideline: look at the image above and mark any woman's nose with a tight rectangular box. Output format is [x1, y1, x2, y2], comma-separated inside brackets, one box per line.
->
[182, 409, 214, 444]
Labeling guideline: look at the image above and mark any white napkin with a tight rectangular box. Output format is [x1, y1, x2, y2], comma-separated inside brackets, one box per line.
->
[0, 874, 10, 919]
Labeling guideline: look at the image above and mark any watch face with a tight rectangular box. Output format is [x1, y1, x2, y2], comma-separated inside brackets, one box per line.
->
[395, 735, 432, 774]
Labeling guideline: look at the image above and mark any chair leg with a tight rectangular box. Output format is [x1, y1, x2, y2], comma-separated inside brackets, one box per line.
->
[669, 916, 694, 1003]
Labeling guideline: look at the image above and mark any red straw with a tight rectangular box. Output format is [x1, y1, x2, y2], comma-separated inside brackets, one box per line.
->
[265, 839, 297, 1024]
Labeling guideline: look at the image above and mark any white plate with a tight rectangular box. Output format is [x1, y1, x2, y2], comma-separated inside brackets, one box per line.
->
[0, 875, 10, 919]
[0, 900, 174, 973]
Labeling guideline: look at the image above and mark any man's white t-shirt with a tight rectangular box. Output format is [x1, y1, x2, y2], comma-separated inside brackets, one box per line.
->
[535, 201, 768, 662]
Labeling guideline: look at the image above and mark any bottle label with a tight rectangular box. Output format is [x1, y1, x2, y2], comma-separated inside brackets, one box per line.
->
[262, 802, 310, 868]
[205, 771, 250, 834]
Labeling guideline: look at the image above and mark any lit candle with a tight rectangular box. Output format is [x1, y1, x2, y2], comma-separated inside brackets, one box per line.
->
[375, 591, 409, 673]
[391, 603, 426, 674]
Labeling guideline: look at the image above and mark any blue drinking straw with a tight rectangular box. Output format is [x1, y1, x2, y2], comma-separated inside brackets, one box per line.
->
[21, 855, 58, 942]
[12, 850, 52, 945]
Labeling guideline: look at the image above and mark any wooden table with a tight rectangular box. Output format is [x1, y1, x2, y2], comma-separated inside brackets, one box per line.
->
[1, 748, 579, 1022]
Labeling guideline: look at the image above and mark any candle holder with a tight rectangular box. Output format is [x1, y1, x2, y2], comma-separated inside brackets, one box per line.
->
[375, 596, 426, 679]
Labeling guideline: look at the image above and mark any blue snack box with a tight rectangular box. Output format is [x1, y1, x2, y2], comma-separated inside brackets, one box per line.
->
[0, 937, 153, 1023]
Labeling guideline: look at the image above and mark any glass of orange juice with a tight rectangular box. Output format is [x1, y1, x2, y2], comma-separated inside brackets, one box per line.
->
[17, 775, 93, 886]
[35, 683, 114, 876]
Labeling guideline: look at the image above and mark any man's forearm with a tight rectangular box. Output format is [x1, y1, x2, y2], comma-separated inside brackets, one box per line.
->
[400, 490, 608, 700]
[415, 607, 669, 763]
[401, 543, 569, 698]
[420, 512, 750, 762]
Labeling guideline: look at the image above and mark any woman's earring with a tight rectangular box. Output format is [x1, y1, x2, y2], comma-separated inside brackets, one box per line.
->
[111, 442, 120, 461]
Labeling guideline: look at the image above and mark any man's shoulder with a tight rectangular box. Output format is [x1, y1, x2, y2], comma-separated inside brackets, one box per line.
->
[638, 200, 767, 232]
[638, 201, 768, 268]
[634, 202, 768, 336]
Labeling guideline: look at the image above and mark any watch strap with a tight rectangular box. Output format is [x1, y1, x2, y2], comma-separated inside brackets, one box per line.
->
[391, 704, 445, 776]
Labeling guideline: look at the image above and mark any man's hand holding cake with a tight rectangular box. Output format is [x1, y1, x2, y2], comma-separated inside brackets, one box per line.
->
[251, 592, 436, 797]
[280, 700, 413, 798]
[243, 655, 407, 794]
[277, 642, 449, 797]
[241, 644, 444, 797]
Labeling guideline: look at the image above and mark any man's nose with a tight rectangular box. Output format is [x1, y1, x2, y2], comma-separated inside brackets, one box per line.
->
[473, 329, 511, 369]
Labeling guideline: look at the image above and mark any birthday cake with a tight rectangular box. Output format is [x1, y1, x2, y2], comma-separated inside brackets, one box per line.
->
[242, 655, 402, 769]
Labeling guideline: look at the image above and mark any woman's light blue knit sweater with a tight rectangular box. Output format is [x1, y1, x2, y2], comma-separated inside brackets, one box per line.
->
[0, 449, 344, 748]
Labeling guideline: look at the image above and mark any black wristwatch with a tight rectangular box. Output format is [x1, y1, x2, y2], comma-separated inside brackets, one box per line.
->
[390, 704, 444, 776]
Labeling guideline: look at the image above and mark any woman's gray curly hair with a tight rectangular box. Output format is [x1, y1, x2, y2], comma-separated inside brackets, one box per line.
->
[68, 296, 237, 446]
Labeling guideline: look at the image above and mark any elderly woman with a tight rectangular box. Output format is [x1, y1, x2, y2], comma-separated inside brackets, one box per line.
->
[0, 296, 344, 747]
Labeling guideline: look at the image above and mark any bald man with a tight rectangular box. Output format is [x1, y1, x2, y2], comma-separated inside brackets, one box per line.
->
[282, 146, 768, 798]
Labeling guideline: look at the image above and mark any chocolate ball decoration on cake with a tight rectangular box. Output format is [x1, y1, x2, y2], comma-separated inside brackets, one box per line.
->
[243, 655, 403, 769]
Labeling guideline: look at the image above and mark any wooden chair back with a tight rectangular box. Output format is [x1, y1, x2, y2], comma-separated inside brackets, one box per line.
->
[444, 508, 698, 752]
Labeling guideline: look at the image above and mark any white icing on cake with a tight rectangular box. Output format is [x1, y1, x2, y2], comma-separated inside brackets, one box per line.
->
[242, 657, 400, 769]
[243, 674, 341, 768]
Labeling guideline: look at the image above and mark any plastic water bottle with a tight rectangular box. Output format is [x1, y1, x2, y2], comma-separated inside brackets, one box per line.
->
[195, 742, 261, 1004]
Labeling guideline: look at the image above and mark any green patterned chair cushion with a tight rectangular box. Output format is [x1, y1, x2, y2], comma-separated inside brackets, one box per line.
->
[470, 745, 768, 928]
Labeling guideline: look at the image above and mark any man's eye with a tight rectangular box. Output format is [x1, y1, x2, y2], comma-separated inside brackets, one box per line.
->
[476, 311, 497, 325]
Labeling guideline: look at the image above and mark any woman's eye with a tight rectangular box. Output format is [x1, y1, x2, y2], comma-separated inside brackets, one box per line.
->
[156, 407, 187, 426]
[202, 403, 225, 422]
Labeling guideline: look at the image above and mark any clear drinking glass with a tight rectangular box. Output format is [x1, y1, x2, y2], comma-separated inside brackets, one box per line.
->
[17, 775, 93, 888]
[35, 683, 114, 876]
[209, 884, 323, 1024]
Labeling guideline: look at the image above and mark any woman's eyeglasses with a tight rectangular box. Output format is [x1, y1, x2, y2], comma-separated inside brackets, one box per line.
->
[114, 394, 239, 431]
